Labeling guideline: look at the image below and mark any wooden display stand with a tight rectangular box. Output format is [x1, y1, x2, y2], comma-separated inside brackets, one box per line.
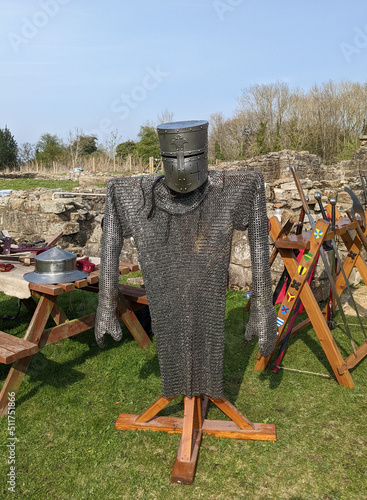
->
[115, 395, 276, 484]
[254, 213, 367, 388]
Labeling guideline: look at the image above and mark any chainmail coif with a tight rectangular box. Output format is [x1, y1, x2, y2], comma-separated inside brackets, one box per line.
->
[95, 170, 277, 399]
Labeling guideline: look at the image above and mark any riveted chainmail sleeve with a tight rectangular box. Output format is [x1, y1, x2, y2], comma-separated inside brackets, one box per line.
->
[244, 172, 277, 356]
[94, 180, 124, 348]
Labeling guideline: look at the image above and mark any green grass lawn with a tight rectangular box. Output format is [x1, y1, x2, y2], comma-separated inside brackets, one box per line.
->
[0, 287, 366, 499]
[0, 179, 79, 191]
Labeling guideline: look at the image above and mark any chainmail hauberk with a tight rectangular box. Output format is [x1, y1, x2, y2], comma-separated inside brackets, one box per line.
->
[95, 170, 277, 399]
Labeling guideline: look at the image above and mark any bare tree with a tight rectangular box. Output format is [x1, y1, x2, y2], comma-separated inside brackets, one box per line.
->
[157, 109, 175, 125]
[18, 142, 35, 164]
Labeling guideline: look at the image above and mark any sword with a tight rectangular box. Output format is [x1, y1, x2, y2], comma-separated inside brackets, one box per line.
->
[291, 166, 358, 355]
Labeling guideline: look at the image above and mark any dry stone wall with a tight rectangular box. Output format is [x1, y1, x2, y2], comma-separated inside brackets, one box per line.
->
[1, 147, 366, 293]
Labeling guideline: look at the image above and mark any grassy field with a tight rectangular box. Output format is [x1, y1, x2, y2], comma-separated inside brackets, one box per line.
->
[0, 178, 79, 191]
[0, 285, 366, 499]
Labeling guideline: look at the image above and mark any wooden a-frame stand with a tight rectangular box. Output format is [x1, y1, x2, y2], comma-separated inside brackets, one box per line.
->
[254, 213, 367, 388]
[115, 395, 276, 484]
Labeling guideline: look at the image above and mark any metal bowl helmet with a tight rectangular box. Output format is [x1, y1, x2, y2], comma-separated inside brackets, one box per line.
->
[157, 120, 208, 193]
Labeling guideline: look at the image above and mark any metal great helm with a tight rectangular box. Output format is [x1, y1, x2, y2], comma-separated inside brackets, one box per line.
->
[157, 120, 208, 193]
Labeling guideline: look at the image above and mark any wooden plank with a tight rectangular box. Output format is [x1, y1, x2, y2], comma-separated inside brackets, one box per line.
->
[74, 278, 88, 289]
[193, 396, 203, 430]
[44, 231, 63, 247]
[24, 295, 56, 344]
[29, 283, 64, 295]
[0, 347, 18, 364]
[118, 284, 148, 305]
[86, 271, 99, 284]
[179, 397, 196, 462]
[275, 231, 312, 250]
[59, 283, 75, 292]
[116, 414, 184, 434]
[50, 302, 68, 325]
[202, 420, 276, 441]
[115, 414, 276, 441]
[136, 396, 174, 423]
[40, 313, 96, 347]
[289, 317, 311, 336]
[0, 356, 33, 416]
[118, 284, 146, 298]
[345, 342, 367, 370]
[171, 427, 202, 485]
[209, 397, 254, 430]
[117, 292, 151, 349]
[0, 331, 38, 356]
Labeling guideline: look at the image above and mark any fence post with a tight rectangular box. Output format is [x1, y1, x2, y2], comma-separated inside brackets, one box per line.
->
[113, 156, 116, 172]
[149, 157, 154, 174]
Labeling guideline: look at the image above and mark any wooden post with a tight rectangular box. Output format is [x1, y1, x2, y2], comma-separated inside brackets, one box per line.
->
[149, 156, 154, 174]
[129, 155, 132, 172]
[92, 157, 95, 173]
[113, 156, 116, 172]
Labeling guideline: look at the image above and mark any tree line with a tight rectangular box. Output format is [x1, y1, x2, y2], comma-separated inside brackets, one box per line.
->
[0, 124, 163, 172]
[2, 81, 367, 171]
[210, 80, 367, 164]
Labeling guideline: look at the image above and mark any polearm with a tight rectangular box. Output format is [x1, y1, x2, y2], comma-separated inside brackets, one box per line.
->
[314, 193, 336, 328]
[290, 166, 358, 355]
[315, 191, 366, 339]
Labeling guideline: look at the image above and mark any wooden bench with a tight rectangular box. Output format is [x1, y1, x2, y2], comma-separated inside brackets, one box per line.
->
[0, 331, 38, 364]
[0, 261, 151, 417]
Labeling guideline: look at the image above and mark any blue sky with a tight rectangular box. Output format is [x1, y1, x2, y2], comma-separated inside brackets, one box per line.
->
[1, 0, 366, 147]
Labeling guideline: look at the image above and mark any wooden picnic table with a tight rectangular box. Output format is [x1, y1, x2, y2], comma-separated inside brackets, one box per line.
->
[0, 261, 151, 416]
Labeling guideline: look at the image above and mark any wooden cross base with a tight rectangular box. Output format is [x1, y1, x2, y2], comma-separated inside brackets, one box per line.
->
[115, 395, 276, 485]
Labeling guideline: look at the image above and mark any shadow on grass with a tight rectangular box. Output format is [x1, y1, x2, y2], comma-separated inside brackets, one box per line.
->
[257, 323, 338, 390]
[223, 304, 258, 403]
[134, 301, 255, 414]
[0, 321, 143, 410]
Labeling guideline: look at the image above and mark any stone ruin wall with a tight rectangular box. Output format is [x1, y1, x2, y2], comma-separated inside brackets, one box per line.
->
[1, 147, 367, 296]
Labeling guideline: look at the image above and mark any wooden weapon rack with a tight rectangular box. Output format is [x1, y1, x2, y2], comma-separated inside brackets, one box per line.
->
[254, 209, 367, 388]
